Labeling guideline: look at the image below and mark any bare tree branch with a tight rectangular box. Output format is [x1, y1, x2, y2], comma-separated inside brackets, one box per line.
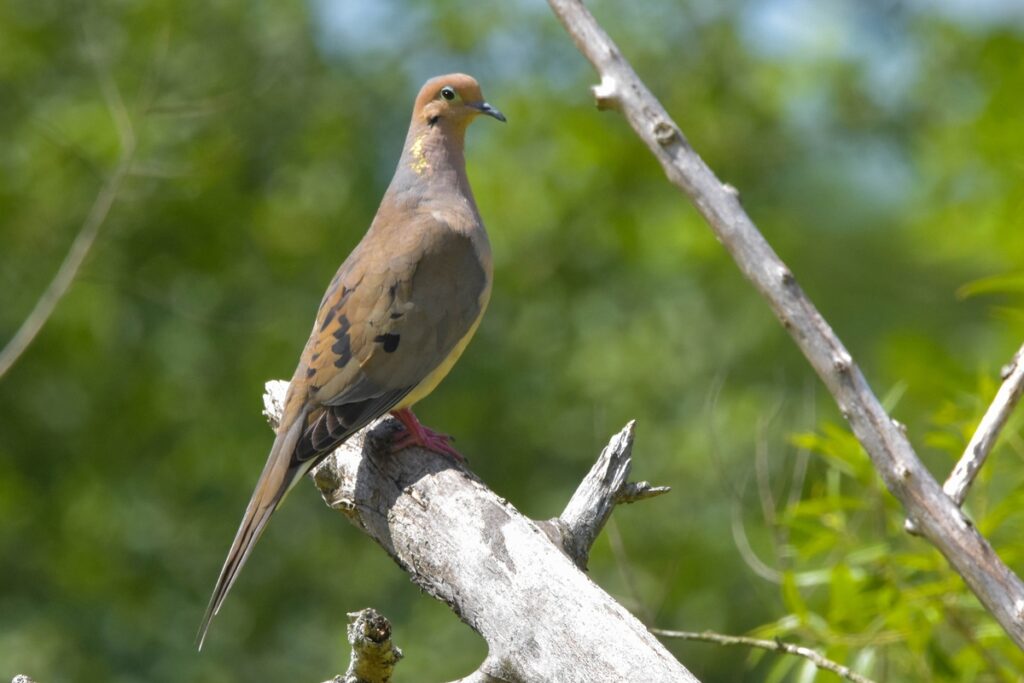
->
[261, 382, 698, 683]
[0, 48, 135, 381]
[650, 628, 877, 683]
[545, 0, 1024, 649]
[944, 342, 1024, 505]
[541, 420, 670, 569]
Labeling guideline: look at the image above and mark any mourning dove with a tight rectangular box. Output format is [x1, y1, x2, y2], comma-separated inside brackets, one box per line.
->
[197, 74, 504, 648]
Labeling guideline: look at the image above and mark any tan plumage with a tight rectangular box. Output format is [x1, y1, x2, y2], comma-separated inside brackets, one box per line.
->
[197, 74, 504, 648]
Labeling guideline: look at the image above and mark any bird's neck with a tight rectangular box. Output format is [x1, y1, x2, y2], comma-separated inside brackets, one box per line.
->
[390, 121, 472, 199]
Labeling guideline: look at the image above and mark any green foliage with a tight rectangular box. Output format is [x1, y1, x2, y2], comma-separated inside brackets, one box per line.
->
[760, 411, 1024, 680]
[1, 1, 1022, 681]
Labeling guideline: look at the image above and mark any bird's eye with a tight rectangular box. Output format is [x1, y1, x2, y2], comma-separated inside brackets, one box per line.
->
[440, 86, 456, 101]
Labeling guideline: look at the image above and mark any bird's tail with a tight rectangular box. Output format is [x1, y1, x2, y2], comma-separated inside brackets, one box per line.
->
[196, 412, 308, 650]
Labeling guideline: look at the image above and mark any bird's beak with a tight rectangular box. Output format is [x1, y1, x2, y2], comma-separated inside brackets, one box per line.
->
[470, 101, 506, 123]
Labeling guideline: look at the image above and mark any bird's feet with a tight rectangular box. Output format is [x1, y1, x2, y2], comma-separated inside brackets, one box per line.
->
[389, 408, 465, 462]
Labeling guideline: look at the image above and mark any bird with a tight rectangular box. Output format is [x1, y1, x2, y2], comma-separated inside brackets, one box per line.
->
[197, 73, 505, 648]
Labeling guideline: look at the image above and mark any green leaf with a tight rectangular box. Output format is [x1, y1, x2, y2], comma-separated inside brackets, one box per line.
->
[956, 271, 1024, 299]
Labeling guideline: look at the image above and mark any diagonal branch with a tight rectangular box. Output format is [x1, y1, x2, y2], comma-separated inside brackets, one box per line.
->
[0, 47, 135, 381]
[651, 628, 877, 683]
[545, 0, 1024, 649]
[0, 155, 132, 380]
[944, 342, 1024, 506]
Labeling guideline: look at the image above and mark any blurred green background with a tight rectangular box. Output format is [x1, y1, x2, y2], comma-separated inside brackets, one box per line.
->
[2, 0, 1024, 680]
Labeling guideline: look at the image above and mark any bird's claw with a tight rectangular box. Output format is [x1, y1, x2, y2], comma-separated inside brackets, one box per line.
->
[389, 408, 466, 462]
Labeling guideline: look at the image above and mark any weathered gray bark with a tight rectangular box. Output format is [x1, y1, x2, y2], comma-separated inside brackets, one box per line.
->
[540, 420, 669, 570]
[321, 608, 402, 683]
[942, 342, 1024, 506]
[262, 382, 695, 683]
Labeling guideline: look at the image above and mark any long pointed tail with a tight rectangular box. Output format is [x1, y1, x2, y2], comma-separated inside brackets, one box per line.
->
[196, 413, 308, 650]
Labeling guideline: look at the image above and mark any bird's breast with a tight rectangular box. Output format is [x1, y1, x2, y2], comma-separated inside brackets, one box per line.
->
[390, 213, 492, 410]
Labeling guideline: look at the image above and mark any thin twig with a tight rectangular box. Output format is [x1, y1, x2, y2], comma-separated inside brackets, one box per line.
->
[944, 342, 1024, 506]
[546, 0, 1024, 649]
[730, 497, 782, 584]
[0, 156, 133, 380]
[651, 628, 877, 683]
[0, 44, 135, 380]
[87, 41, 135, 154]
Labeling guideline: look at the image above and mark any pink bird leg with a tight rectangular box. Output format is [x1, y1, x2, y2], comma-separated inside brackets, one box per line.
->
[389, 407, 465, 462]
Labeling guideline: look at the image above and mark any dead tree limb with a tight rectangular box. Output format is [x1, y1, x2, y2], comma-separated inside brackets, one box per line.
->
[545, 0, 1024, 650]
[262, 381, 696, 683]
[539, 420, 670, 570]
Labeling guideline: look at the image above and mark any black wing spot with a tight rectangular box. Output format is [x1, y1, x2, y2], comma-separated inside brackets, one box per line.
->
[321, 285, 354, 331]
[389, 312, 403, 320]
[332, 337, 352, 367]
[373, 333, 400, 353]
[332, 314, 351, 338]
[319, 306, 336, 332]
[332, 315, 353, 367]
[305, 366, 316, 378]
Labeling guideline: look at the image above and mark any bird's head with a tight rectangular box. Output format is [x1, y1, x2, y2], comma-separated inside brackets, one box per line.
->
[413, 74, 506, 131]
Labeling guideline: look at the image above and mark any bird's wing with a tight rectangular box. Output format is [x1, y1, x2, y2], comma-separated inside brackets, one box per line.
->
[198, 210, 488, 647]
[296, 209, 490, 454]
